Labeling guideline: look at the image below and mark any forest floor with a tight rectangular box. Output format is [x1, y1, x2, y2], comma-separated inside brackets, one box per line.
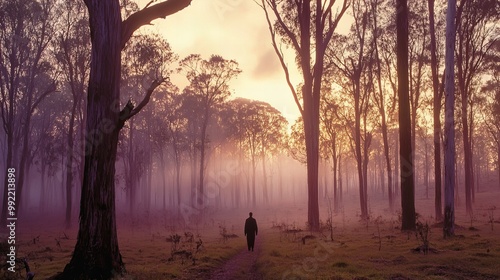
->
[1, 187, 500, 279]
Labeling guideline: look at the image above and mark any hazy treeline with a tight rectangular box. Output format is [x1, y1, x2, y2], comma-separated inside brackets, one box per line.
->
[0, 0, 499, 225]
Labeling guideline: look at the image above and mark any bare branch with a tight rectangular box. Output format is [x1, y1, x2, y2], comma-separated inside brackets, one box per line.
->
[119, 78, 167, 125]
[260, 0, 304, 115]
[121, 0, 192, 49]
[30, 82, 57, 115]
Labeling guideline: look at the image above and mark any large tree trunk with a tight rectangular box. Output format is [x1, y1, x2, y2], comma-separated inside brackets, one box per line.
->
[52, 0, 191, 278]
[301, 0, 320, 232]
[303, 103, 320, 230]
[60, 1, 124, 277]
[443, 0, 456, 238]
[396, 0, 416, 231]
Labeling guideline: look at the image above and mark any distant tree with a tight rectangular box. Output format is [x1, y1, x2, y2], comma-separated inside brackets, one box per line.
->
[248, 100, 287, 205]
[163, 88, 187, 210]
[222, 99, 250, 207]
[443, 0, 457, 238]
[327, 0, 375, 219]
[54, 0, 90, 228]
[30, 93, 69, 213]
[259, 0, 348, 231]
[179, 54, 241, 208]
[120, 33, 175, 217]
[320, 91, 345, 212]
[289, 118, 307, 165]
[370, 0, 397, 212]
[455, 0, 499, 214]
[408, 0, 429, 166]
[54, 0, 192, 278]
[482, 40, 500, 190]
[396, 0, 416, 231]
[0, 0, 57, 225]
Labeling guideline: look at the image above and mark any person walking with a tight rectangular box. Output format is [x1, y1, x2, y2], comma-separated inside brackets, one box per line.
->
[244, 212, 258, 251]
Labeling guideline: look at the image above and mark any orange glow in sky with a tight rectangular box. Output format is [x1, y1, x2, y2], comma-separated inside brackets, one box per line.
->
[136, 0, 351, 124]
[133, 0, 301, 124]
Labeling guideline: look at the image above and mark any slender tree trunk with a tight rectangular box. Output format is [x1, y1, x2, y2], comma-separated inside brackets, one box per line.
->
[176, 157, 181, 208]
[425, 141, 430, 199]
[262, 151, 268, 204]
[497, 137, 500, 189]
[198, 108, 209, 206]
[251, 147, 257, 207]
[332, 134, 338, 212]
[461, 100, 473, 214]
[443, 0, 456, 238]
[362, 118, 371, 216]
[394, 133, 400, 197]
[338, 154, 343, 207]
[127, 119, 136, 216]
[396, 0, 416, 231]
[190, 145, 197, 207]
[16, 105, 33, 219]
[497, 140, 500, 190]
[428, 0, 442, 221]
[159, 148, 166, 210]
[354, 88, 367, 218]
[383, 125, 393, 211]
[40, 160, 47, 213]
[65, 101, 78, 228]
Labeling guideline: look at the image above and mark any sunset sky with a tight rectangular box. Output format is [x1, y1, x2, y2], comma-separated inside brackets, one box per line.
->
[136, 0, 347, 124]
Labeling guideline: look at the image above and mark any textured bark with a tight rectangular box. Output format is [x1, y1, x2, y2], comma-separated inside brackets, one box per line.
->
[54, 0, 192, 278]
[396, 0, 416, 231]
[443, 0, 456, 238]
[60, 1, 124, 277]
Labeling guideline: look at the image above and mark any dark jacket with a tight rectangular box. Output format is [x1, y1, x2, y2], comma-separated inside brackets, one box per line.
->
[244, 217, 258, 236]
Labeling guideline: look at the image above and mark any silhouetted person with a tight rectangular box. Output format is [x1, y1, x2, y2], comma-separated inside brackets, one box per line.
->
[244, 212, 258, 251]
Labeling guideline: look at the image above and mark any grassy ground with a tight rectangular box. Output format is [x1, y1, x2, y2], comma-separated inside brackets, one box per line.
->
[1, 190, 499, 279]
[257, 218, 500, 279]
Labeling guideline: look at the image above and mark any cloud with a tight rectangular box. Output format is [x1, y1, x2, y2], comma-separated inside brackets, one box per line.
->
[252, 48, 282, 79]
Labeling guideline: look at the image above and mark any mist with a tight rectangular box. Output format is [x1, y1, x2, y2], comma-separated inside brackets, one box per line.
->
[1, 0, 500, 279]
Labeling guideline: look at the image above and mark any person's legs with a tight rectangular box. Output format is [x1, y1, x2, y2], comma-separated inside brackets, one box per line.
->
[248, 235, 255, 251]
